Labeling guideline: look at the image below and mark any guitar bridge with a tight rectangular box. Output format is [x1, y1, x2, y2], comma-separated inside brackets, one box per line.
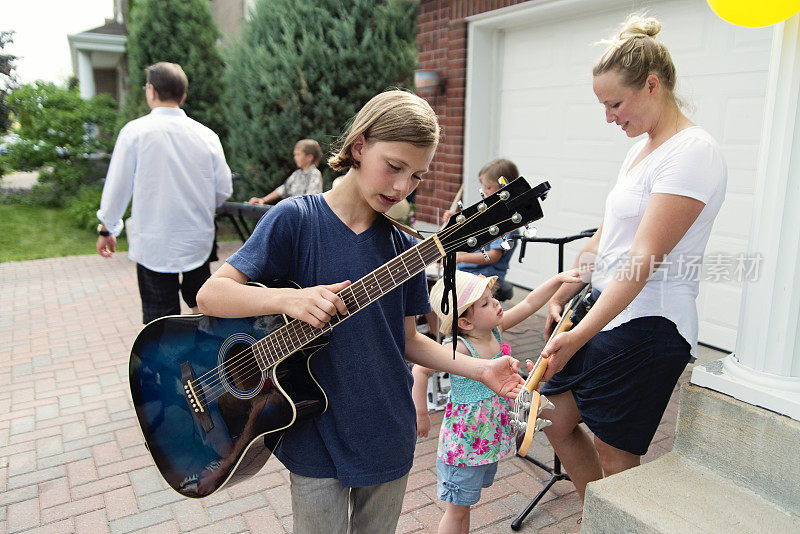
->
[180, 362, 214, 432]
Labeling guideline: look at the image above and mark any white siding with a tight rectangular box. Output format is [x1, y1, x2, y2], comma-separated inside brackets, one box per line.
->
[464, 0, 773, 351]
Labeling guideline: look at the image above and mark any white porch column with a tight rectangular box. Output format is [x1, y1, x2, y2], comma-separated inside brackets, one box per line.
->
[77, 50, 95, 99]
[692, 15, 800, 421]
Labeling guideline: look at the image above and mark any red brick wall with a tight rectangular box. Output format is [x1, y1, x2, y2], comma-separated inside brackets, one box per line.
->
[415, 0, 528, 224]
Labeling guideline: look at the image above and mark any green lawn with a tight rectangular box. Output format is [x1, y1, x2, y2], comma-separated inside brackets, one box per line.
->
[0, 204, 241, 263]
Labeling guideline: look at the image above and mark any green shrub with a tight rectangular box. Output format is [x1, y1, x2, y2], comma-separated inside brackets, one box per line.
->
[64, 184, 103, 231]
[225, 0, 418, 199]
[63, 182, 131, 234]
[1, 82, 117, 205]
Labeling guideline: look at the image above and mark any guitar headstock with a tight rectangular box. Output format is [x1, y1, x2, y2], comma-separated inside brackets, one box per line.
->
[438, 177, 550, 255]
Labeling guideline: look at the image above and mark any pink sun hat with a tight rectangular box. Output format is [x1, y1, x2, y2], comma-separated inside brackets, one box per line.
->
[428, 270, 498, 335]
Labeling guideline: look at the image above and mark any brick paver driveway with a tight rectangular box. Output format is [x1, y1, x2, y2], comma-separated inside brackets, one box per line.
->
[1, 243, 702, 533]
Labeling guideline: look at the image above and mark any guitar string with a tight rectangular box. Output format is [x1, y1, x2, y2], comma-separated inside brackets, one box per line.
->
[190, 256, 426, 397]
[189, 235, 437, 391]
[193, 225, 514, 403]
[189, 194, 506, 389]
[192, 216, 512, 402]
[189, 224, 447, 392]
[190, 201, 507, 396]
[191, 244, 438, 399]
[187, 227, 446, 388]
[190, 201, 519, 401]
[192, 209, 518, 402]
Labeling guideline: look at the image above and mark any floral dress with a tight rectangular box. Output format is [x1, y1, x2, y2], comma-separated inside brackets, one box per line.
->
[437, 328, 515, 466]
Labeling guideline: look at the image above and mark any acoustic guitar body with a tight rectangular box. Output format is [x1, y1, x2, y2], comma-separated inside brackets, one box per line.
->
[129, 281, 329, 498]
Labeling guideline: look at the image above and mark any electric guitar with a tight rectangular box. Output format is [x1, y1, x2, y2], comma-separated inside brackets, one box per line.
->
[129, 178, 552, 498]
[513, 284, 592, 457]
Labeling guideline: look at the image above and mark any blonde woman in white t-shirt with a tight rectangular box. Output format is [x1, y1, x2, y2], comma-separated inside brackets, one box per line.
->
[534, 13, 727, 504]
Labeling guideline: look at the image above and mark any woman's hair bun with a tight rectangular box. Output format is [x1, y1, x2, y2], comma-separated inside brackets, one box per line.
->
[617, 14, 661, 40]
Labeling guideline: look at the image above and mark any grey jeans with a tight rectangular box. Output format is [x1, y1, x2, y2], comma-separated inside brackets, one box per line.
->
[290, 472, 410, 534]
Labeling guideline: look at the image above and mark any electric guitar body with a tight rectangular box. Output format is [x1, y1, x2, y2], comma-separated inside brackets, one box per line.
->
[514, 284, 592, 457]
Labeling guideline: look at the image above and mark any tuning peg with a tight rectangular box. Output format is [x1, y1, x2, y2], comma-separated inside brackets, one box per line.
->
[498, 176, 508, 186]
[457, 201, 464, 211]
[538, 395, 554, 413]
[479, 189, 486, 199]
[534, 418, 552, 431]
[481, 248, 490, 262]
[523, 225, 537, 239]
[500, 236, 512, 251]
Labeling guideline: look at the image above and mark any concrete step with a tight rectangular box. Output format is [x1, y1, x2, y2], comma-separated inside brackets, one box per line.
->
[581, 451, 800, 533]
[674, 383, 800, 516]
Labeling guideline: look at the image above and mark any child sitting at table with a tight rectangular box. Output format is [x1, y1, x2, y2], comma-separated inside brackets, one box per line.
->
[248, 138, 323, 204]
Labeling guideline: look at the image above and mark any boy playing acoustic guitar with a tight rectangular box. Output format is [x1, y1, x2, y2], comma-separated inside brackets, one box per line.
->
[196, 91, 525, 534]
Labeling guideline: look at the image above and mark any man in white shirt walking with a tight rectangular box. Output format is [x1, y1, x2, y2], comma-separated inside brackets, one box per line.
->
[96, 62, 232, 324]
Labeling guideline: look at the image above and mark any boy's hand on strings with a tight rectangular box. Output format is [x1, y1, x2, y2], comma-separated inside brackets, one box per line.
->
[478, 356, 524, 398]
[283, 281, 351, 329]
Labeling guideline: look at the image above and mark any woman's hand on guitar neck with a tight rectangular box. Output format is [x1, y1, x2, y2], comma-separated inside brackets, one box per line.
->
[281, 281, 352, 329]
[540, 330, 583, 382]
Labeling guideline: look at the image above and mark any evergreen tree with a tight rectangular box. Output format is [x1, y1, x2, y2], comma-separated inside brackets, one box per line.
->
[225, 0, 418, 198]
[124, 0, 226, 138]
[1, 30, 17, 135]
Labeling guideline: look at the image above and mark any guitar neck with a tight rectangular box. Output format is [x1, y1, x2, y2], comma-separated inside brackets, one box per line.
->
[250, 235, 446, 370]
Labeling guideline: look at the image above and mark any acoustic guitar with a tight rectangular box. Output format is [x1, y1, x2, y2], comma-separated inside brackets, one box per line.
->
[129, 178, 551, 498]
[514, 284, 592, 457]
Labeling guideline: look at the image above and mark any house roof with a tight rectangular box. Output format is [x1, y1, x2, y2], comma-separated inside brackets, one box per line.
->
[79, 19, 127, 37]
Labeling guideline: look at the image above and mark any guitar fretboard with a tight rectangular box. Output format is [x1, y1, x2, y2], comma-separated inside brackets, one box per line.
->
[249, 236, 443, 371]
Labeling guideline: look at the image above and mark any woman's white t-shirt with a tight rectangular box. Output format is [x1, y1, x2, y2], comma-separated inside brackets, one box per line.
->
[591, 126, 727, 359]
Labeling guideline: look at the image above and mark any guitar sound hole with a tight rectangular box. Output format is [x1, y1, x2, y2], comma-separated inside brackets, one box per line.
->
[223, 342, 262, 393]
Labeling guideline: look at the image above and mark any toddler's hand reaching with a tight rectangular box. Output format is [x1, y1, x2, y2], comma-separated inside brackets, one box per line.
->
[441, 209, 455, 225]
[557, 266, 592, 284]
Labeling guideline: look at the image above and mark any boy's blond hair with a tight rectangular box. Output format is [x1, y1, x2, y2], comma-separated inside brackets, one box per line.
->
[328, 90, 440, 171]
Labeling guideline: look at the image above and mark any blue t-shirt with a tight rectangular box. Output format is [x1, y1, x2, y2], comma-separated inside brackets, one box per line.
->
[226, 194, 431, 487]
[456, 231, 518, 280]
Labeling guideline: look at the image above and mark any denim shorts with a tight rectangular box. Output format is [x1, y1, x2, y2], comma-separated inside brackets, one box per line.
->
[540, 316, 690, 456]
[436, 458, 498, 506]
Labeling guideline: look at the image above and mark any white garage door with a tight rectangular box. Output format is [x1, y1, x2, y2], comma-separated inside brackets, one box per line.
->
[463, 0, 773, 351]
